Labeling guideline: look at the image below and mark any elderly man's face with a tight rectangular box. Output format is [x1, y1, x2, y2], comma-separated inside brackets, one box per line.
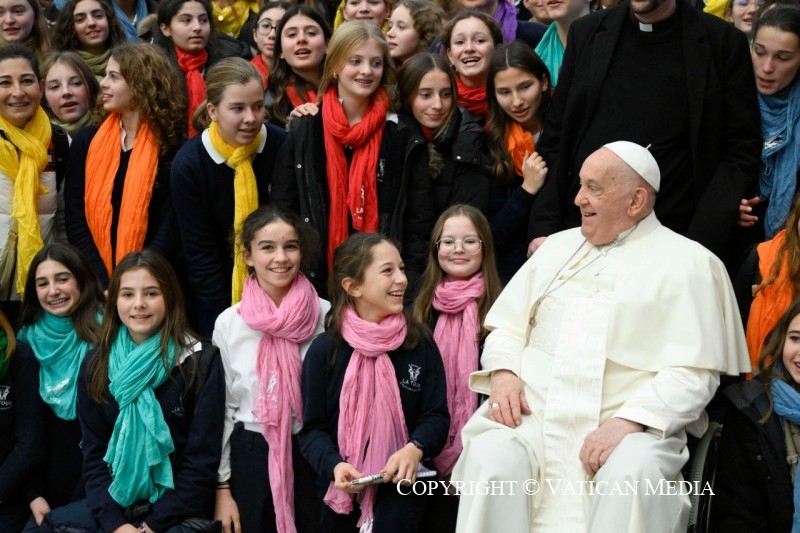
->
[574, 149, 637, 246]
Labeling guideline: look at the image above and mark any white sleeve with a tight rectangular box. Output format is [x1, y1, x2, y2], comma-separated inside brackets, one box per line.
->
[213, 314, 238, 482]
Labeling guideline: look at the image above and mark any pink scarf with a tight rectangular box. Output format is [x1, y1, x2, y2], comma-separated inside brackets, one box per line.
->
[238, 274, 321, 533]
[431, 274, 484, 476]
[324, 307, 407, 530]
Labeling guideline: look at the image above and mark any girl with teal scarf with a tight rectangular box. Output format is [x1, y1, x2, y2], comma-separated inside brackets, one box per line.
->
[715, 298, 800, 531]
[16, 243, 103, 528]
[41, 250, 224, 533]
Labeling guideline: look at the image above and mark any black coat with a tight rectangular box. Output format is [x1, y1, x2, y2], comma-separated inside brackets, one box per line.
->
[530, 0, 761, 268]
[713, 379, 793, 532]
[271, 108, 397, 295]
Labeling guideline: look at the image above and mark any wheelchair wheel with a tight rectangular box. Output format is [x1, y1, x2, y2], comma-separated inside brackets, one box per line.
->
[686, 421, 723, 533]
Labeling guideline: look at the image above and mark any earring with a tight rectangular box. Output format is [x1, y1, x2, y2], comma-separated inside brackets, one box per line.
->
[333, 72, 338, 80]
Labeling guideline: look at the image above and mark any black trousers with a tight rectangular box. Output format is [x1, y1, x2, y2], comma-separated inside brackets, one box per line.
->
[229, 424, 321, 533]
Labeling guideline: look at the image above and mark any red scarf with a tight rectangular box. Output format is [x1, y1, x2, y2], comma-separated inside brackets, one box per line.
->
[456, 76, 488, 119]
[175, 47, 208, 137]
[324, 307, 407, 530]
[321, 86, 389, 268]
[238, 274, 321, 533]
[251, 55, 269, 89]
[286, 81, 317, 108]
[430, 274, 484, 476]
[420, 126, 435, 141]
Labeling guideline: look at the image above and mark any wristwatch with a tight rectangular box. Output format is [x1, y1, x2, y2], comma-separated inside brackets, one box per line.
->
[409, 438, 426, 457]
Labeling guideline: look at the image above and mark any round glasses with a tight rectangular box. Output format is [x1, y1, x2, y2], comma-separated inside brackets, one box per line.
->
[436, 237, 482, 255]
[256, 22, 277, 35]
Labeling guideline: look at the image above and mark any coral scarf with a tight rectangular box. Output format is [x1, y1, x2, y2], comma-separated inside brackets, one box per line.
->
[456, 76, 488, 119]
[324, 308, 407, 530]
[746, 230, 793, 370]
[321, 87, 388, 268]
[251, 55, 269, 89]
[239, 274, 320, 533]
[85, 114, 159, 277]
[0, 107, 51, 295]
[430, 274, 483, 476]
[175, 47, 208, 138]
[207, 121, 262, 304]
[286, 83, 316, 108]
[505, 122, 535, 176]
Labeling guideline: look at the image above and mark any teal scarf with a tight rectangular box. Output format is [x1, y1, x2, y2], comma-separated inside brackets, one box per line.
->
[104, 327, 176, 507]
[18, 313, 94, 420]
[0, 330, 8, 381]
[535, 23, 563, 87]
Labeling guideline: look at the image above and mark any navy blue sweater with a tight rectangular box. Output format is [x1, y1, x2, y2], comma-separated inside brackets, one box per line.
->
[170, 126, 286, 337]
[77, 346, 225, 533]
[299, 327, 449, 493]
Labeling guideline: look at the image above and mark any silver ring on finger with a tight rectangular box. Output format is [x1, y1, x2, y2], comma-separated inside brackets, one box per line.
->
[491, 402, 500, 409]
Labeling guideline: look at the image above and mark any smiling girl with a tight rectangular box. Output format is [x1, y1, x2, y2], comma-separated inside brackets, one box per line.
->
[65, 43, 185, 288]
[171, 58, 286, 337]
[442, 10, 503, 122]
[272, 21, 399, 293]
[16, 243, 103, 527]
[0, 0, 50, 63]
[299, 233, 448, 531]
[385, 0, 446, 67]
[213, 205, 328, 533]
[266, 5, 331, 128]
[41, 52, 99, 136]
[51, 0, 127, 80]
[485, 41, 551, 280]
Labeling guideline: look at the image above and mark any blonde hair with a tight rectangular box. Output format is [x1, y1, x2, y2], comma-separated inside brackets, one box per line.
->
[192, 57, 263, 132]
[318, 20, 397, 108]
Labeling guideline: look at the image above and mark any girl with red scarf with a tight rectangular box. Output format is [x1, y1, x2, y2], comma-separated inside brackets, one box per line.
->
[65, 44, 185, 287]
[299, 233, 449, 532]
[266, 5, 331, 128]
[250, 2, 289, 90]
[442, 11, 503, 123]
[213, 205, 329, 533]
[271, 21, 400, 296]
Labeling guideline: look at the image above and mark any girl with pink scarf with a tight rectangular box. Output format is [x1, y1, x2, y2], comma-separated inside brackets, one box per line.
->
[299, 233, 449, 532]
[411, 205, 502, 529]
[213, 205, 329, 533]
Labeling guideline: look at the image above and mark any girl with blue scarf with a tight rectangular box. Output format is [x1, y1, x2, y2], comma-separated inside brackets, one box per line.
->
[41, 250, 224, 533]
[739, 5, 800, 239]
[16, 243, 103, 528]
[715, 298, 800, 531]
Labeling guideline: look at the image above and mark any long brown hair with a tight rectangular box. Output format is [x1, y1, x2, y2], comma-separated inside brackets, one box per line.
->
[758, 193, 800, 299]
[412, 205, 502, 337]
[0, 310, 16, 363]
[326, 233, 421, 350]
[19, 243, 104, 344]
[755, 298, 800, 423]
[86, 250, 196, 403]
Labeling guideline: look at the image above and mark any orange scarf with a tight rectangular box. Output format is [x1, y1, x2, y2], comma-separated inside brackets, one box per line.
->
[175, 47, 208, 138]
[321, 86, 388, 268]
[456, 76, 488, 119]
[251, 55, 269, 89]
[505, 122, 535, 176]
[85, 115, 160, 276]
[746, 229, 793, 370]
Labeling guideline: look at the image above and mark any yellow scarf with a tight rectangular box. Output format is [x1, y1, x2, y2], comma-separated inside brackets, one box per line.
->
[211, 0, 257, 38]
[0, 107, 51, 296]
[208, 121, 261, 303]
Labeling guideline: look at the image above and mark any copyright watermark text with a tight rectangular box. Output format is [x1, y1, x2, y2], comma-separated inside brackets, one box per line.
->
[397, 479, 714, 497]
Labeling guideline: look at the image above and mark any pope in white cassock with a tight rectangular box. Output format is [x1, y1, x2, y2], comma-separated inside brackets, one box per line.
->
[451, 141, 751, 532]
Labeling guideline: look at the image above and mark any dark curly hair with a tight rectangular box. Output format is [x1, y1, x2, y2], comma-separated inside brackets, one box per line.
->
[52, 0, 126, 54]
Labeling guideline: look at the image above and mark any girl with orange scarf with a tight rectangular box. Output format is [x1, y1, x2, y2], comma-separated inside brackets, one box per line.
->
[484, 41, 551, 281]
[64, 43, 185, 287]
[0, 45, 69, 323]
[442, 11, 503, 124]
[271, 21, 399, 296]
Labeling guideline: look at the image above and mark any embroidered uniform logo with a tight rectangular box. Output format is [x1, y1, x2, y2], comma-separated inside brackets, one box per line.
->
[400, 364, 422, 393]
[0, 384, 11, 409]
[171, 396, 186, 417]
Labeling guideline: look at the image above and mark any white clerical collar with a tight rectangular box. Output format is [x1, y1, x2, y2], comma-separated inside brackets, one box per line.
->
[639, 21, 653, 32]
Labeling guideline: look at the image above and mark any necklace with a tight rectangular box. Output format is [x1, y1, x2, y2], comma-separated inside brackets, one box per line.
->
[526, 222, 640, 341]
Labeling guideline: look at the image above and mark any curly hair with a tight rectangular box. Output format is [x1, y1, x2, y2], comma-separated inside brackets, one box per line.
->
[486, 41, 552, 183]
[268, 5, 332, 126]
[392, 0, 447, 51]
[95, 43, 186, 155]
[52, 0, 126, 53]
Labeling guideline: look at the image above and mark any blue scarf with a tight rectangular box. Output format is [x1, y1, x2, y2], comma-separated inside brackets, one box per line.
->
[535, 23, 563, 87]
[111, 0, 148, 42]
[771, 378, 800, 533]
[759, 80, 800, 239]
[18, 312, 95, 420]
[104, 327, 176, 507]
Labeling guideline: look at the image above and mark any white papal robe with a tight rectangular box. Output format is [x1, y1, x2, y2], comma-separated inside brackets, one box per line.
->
[451, 212, 750, 533]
